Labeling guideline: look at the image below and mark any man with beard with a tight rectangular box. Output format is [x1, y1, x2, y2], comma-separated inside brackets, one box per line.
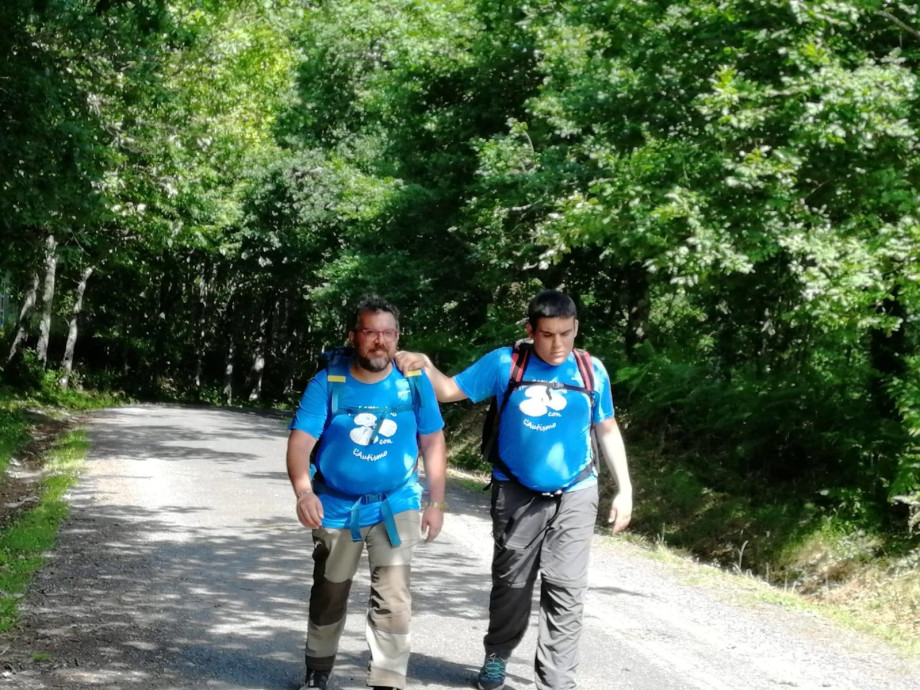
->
[287, 295, 447, 690]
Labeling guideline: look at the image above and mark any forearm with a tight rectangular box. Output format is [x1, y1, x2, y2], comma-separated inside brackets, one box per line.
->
[419, 431, 447, 502]
[395, 351, 467, 402]
[425, 364, 465, 403]
[287, 429, 324, 529]
[418, 430, 447, 541]
[286, 430, 317, 495]
[597, 418, 632, 494]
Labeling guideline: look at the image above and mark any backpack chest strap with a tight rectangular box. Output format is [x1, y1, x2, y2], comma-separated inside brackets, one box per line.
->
[314, 479, 406, 547]
[349, 494, 401, 546]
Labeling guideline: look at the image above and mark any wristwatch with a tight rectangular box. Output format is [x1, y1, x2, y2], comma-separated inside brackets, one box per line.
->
[424, 500, 447, 512]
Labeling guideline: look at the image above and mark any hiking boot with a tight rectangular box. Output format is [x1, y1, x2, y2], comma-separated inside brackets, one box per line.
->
[300, 669, 330, 690]
[476, 653, 507, 690]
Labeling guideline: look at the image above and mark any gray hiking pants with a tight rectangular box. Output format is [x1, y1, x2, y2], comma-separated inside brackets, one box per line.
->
[485, 480, 598, 690]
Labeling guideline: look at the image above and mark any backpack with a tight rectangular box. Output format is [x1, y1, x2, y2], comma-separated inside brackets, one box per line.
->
[480, 340, 600, 494]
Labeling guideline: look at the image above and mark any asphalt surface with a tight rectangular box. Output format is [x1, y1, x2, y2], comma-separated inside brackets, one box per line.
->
[1, 404, 918, 689]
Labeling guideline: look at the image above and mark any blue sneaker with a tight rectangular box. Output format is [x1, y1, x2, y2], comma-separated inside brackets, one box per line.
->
[476, 653, 507, 690]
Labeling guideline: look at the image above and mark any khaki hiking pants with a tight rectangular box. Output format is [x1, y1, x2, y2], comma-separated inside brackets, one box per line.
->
[305, 510, 421, 689]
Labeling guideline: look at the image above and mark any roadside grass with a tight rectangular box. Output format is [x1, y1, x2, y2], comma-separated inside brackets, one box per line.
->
[598, 521, 920, 657]
[628, 536, 920, 658]
[0, 428, 88, 632]
[785, 541, 920, 654]
[0, 381, 120, 633]
[447, 467, 492, 493]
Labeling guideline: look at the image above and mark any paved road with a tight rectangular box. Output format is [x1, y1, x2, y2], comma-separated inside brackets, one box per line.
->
[1, 405, 918, 689]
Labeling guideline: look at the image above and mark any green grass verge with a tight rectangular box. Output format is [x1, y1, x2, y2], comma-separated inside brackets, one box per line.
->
[598, 531, 920, 657]
[0, 380, 118, 634]
[0, 429, 88, 632]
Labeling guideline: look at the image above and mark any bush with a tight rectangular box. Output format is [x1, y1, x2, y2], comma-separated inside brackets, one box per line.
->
[2, 350, 46, 390]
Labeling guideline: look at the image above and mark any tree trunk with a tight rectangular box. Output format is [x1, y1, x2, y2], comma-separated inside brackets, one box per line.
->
[59, 266, 94, 388]
[248, 310, 269, 402]
[35, 234, 58, 366]
[151, 262, 174, 386]
[218, 284, 238, 404]
[194, 262, 211, 390]
[223, 341, 235, 405]
[6, 271, 40, 364]
[279, 295, 298, 395]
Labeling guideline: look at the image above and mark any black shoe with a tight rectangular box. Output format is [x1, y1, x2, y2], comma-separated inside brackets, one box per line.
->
[301, 669, 330, 690]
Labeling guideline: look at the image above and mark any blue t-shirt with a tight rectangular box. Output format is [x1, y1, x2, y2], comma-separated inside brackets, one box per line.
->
[455, 347, 614, 493]
[289, 365, 444, 529]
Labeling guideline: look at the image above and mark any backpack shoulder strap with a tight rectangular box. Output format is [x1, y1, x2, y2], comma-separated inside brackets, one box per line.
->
[572, 348, 603, 476]
[572, 348, 594, 393]
[403, 368, 424, 413]
[323, 348, 352, 417]
[510, 340, 532, 380]
[480, 341, 529, 463]
[311, 347, 350, 473]
[498, 340, 532, 414]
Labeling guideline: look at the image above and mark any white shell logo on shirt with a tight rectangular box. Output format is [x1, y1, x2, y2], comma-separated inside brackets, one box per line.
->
[350, 412, 397, 445]
[519, 385, 567, 417]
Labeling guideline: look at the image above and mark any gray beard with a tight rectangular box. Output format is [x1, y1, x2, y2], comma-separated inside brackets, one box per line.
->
[355, 353, 389, 373]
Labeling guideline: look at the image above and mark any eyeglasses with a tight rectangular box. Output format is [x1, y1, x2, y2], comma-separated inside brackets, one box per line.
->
[356, 328, 399, 341]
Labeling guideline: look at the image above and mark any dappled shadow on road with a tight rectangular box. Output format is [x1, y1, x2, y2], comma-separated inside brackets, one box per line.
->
[588, 584, 649, 598]
[2, 404, 652, 689]
[7, 497, 504, 689]
[1, 405, 515, 690]
[7, 502, 307, 688]
[408, 651, 535, 689]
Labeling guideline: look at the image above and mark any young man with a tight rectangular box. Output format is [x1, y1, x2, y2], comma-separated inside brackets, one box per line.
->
[287, 295, 448, 690]
[396, 289, 632, 690]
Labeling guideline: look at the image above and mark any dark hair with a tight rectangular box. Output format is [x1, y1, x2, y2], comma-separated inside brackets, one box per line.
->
[351, 294, 400, 331]
[527, 290, 577, 329]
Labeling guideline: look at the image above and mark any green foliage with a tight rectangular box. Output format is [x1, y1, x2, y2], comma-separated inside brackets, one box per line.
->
[2, 351, 123, 410]
[889, 355, 920, 531]
[2, 351, 47, 391]
[0, 386, 98, 631]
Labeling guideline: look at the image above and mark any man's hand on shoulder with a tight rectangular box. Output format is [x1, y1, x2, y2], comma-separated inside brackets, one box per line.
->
[394, 350, 432, 374]
[395, 352, 468, 402]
